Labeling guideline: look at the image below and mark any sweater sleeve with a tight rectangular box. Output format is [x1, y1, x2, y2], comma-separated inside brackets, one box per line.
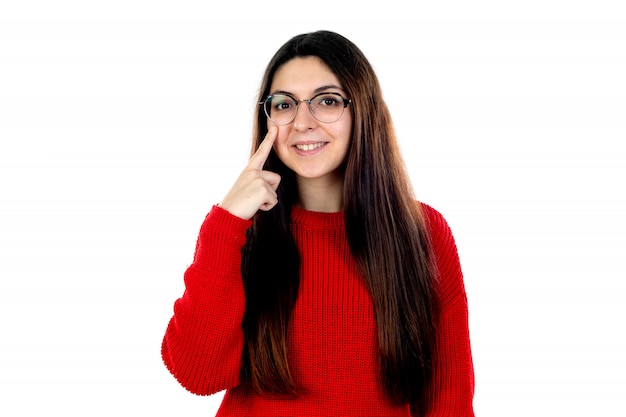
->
[419, 204, 475, 416]
[161, 205, 252, 396]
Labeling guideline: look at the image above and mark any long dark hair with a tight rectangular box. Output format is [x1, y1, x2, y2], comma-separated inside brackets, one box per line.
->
[240, 30, 439, 408]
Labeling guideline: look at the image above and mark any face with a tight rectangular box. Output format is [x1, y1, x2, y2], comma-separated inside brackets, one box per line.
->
[268, 56, 352, 184]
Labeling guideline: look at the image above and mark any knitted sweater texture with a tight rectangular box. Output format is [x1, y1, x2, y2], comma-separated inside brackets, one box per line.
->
[162, 204, 474, 416]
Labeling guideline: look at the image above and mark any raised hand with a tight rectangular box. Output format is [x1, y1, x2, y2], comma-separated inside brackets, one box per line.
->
[219, 127, 281, 220]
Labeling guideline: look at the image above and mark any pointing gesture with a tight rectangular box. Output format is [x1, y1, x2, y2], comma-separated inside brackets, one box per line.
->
[219, 127, 281, 220]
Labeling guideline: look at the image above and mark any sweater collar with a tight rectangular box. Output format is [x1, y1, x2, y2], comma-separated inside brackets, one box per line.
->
[291, 205, 344, 228]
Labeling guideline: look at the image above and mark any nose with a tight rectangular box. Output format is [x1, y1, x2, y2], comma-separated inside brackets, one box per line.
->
[292, 100, 317, 131]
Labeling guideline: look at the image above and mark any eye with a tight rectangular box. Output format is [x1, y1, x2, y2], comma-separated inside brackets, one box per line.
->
[315, 94, 342, 107]
[271, 95, 296, 112]
[275, 102, 291, 111]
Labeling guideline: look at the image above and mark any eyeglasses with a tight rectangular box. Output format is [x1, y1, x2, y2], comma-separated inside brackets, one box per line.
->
[260, 92, 351, 125]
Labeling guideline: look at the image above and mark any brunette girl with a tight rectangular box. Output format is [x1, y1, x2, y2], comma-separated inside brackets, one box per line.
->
[162, 30, 474, 416]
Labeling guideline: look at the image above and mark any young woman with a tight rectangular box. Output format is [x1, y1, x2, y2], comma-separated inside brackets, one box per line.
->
[161, 30, 474, 416]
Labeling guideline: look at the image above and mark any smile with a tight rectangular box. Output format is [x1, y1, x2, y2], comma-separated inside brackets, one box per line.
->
[294, 142, 326, 151]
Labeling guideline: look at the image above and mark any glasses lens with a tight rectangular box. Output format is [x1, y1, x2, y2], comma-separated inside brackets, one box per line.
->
[264, 95, 297, 125]
[310, 93, 346, 123]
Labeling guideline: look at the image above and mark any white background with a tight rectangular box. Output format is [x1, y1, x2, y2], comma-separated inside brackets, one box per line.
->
[1, 1, 625, 416]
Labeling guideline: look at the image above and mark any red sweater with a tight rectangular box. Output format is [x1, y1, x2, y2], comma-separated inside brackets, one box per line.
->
[162, 204, 474, 416]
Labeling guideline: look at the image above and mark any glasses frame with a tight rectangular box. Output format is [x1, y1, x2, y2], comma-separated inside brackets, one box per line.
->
[259, 92, 352, 125]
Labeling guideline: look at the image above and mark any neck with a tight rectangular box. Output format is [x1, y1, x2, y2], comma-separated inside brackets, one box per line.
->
[295, 174, 344, 213]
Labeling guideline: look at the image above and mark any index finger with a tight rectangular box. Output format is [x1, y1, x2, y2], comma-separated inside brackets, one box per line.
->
[248, 126, 277, 170]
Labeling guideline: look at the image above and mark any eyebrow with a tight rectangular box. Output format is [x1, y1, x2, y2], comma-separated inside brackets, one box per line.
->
[270, 84, 346, 97]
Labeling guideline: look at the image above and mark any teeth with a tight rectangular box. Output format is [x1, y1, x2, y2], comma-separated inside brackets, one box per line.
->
[295, 143, 325, 151]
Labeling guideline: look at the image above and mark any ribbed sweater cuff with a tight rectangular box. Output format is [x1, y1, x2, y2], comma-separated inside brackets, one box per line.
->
[187, 206, 253, 286]
[205, 205, 253, 237]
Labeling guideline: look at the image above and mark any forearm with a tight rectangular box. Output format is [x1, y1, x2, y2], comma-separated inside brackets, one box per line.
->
[418, 298, 475, 417]
[162, 206, 252, 395]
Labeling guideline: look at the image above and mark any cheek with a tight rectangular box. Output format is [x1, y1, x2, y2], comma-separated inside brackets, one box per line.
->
[335, 122, 353, 149]
[273, 128, 291, 158]
[275, 127, 290, 146]
[337, 114, 353, 138]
